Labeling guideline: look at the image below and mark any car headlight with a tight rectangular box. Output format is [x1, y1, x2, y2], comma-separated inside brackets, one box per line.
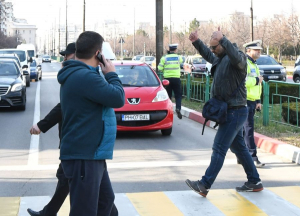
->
[259, 70, 264, 74]
[152, 89, 169, 102]
[11, 83, 23, 92]
[280, 68, 286, 73]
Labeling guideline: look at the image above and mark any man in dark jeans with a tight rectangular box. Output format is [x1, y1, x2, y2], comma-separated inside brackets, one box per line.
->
[27, 43, 118, 216]
[185, 29, 263, 197]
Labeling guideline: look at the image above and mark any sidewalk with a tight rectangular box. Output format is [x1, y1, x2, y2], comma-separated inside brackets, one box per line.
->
[173, 105, 300, 165]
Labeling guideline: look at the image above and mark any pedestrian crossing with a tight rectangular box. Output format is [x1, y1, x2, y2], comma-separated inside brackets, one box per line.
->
[0, 186, 300, 216]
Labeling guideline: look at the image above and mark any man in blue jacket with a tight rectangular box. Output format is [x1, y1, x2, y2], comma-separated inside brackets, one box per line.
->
[57, 31, 125, 216]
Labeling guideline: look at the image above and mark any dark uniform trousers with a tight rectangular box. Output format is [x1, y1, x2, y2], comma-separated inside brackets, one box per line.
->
[243, 100, 258, 160]
[165, 77, 182, 110]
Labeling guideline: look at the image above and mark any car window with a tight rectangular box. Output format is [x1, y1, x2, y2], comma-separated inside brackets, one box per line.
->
[192, 57, 206, 64]
[43, 55, 50, 58]
[115, 65, 160, 87]
[136, 56, 142, 60]
[145, 57, 154, 61]
[28, 50, 34, 58]
[256, 56, 279, 65]
[0, 50, 26, 62]
[0, 62, 18, 76]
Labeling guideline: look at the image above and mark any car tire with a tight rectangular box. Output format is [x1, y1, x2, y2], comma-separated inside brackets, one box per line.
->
[50, 61, 51, 63]
[294, 77, 300, 83]
[161, 127, 172, 136]
[39, 74, 42, 80]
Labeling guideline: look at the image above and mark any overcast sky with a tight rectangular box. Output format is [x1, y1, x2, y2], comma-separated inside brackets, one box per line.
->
[8, 0, 300, 34]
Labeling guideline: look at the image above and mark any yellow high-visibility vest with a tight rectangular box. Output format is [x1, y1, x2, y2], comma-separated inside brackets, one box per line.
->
[158, 53, 183, 78]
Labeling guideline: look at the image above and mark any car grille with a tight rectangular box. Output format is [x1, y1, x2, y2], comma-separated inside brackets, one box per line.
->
[11, 97, 23, 104]
[263, 70, 281, 74]
[0, 85, 10, 96]
[115, 110, 168, 127]
[0, 100, 10, 107]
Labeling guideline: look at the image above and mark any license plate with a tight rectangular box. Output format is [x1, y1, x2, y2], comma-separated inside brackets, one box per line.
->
[122, 114, 150, 121]
[268, 76, 279, 79]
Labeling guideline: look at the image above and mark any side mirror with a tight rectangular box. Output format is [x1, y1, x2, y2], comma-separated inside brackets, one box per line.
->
[22, 65, 28, 69]
[162, 79, 170, 86]
[23, 70, 29, 75]
[29, 57, 33, 63]
[279, 62, 282, 65]
[36, 55, 38, 58]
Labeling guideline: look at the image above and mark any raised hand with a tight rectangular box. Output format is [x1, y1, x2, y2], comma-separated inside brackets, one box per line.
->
[189, 31, 199, 43]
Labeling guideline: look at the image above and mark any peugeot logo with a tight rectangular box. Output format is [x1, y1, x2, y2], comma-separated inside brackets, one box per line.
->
[127, 98, 140, 105]
[271, 70, 274, 73]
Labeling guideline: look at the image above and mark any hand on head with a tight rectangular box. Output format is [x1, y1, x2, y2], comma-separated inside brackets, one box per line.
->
[211, 27, 223, 43]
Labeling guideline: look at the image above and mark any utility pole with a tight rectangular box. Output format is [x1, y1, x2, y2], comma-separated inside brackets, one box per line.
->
[250, 0, 254, 41]
[83, 0, 85, 31]
[66, 0, 68, 47]
[169, 0, 172, 44]
[54, 18, 56, 56]
[156, 0, 163, 72]
[133, 7, 135, 57]
[58, 8, 61, 55]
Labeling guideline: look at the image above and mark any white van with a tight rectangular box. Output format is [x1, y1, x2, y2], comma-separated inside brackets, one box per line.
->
[0, 49, 32, 86]
[17, 44, 36, 59]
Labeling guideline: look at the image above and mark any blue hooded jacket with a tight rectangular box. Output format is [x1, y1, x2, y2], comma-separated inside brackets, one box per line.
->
[57, 60, 125, 160]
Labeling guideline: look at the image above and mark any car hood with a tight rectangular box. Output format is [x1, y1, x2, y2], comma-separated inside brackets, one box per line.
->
[124, 86, 162, 103]
[0, 76, 18, 85]
[257, 65, 284, 70]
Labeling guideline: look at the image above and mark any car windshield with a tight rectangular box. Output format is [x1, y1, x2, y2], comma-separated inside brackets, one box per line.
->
[115, 65, 160, 87]
[31, 60, 36, 67]
[0, 50, 26, 62]
[256, 56, 279, 65]
[145, 57, 154, 61]
[43, 55, 50, 58]
[192, 57, 206, 64]
[135, 56, 142, 60]
[0, 62, 18, 76]
[28, 50, 34, 57]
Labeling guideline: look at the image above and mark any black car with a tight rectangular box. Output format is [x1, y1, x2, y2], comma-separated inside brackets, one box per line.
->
[293, 65, 300, 83]
[0, 59, 27, 110]
[256, 55, 287, 82]
[0, 53, 30, 87]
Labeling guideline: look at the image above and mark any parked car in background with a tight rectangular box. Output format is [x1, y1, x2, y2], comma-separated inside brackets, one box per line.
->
[293, 65, 300, 83]
[256, 55, 287, 82]
[114, 61, 173, 135]
[205, 62, 212, 75]
[30, 60, 42, 81]
[183, 55, 207, 77]
[0, 58, 26, 110]
[180, 56, 186, 69]
[132, 55, 143, 61]
[0, 53, 30, 87]
[42, 55, 51, 63]
[140, 56, 155, 66]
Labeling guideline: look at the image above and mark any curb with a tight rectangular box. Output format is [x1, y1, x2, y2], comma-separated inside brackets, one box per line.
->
[173, 105, 300, 165]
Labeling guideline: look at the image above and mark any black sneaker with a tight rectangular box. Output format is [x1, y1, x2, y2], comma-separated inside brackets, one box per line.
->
[176, 109, 182, 119]
[185, 179, 209, 197]
[254, 160, 265, 168]
[236, 181, 264, 192]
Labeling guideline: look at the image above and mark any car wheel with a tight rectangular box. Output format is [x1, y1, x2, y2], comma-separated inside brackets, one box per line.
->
[50, 61, 51, 63]
[161, 127, 172, 136]
[295, 77, 300, 83]
[39, 73, 42, 80]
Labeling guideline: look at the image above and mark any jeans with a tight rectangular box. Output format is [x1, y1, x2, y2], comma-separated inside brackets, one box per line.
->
[62, 160, 115, 216]
[165, 78, 182, 110]
[244, 100, 258, 160]
[201, 107, 261, 188]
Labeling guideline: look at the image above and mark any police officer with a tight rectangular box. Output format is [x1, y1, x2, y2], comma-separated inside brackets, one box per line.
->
[242, 40, 265, 168]
[158, 44, 183, 119]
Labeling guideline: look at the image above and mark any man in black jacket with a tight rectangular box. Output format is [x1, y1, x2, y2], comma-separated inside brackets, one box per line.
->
[185, 29, 263, 197]
[27, 43, 118, 216]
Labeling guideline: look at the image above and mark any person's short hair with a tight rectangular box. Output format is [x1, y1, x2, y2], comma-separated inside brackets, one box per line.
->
[75, 31, 104, 59]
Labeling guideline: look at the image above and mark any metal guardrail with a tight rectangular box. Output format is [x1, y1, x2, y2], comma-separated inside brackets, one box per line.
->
[263, 80, 300, 127]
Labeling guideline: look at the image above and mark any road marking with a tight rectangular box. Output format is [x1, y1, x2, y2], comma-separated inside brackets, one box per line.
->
[0, 197, 20, 216]
[268, 186, 300, 209]
[127, 192, 184, 216]
[207, 189, 267, 216]
[28, 81, 40, 166]
[0, 158, 297, 171]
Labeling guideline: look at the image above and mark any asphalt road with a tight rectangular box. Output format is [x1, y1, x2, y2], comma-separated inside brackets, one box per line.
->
[0, 61, 300, 198]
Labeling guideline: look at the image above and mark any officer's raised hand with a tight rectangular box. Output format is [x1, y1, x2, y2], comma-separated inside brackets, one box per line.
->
[189, 31, 199, 43]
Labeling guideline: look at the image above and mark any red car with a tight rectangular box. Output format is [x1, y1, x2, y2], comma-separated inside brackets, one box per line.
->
[113, 61, 174, 135]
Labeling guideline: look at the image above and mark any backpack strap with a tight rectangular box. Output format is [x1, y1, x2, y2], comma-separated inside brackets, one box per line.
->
[202, 119, 209, 135]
